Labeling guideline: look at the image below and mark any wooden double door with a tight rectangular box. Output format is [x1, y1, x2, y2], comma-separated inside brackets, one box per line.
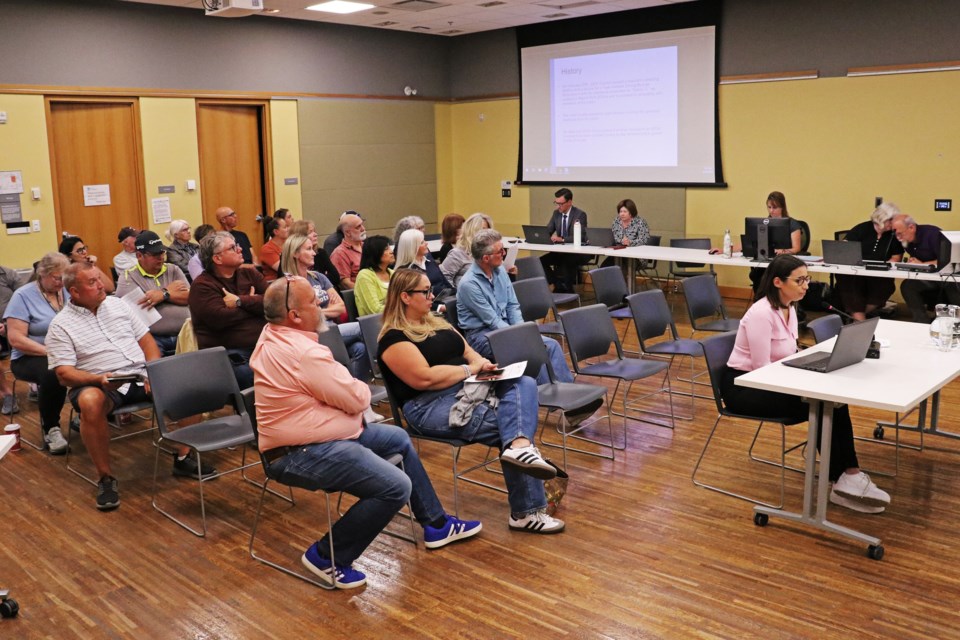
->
[47, 98, 271, 263]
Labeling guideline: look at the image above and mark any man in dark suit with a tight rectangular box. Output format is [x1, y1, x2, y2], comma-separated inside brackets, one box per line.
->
[540, 187, 589, 293]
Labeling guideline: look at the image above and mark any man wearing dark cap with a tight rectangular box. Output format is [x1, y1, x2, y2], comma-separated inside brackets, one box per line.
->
[116, 230, 191, 356]
[113, 226, 139, 274]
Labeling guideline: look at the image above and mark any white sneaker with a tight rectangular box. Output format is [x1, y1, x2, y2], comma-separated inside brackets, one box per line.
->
[829, 490, 885, 514]
[44, 427, 69, 455]
[363, 407, 384, 424]
[500, 445, 556, 479]
[509, 509, 565, 534]
[832, 471, 890, 507]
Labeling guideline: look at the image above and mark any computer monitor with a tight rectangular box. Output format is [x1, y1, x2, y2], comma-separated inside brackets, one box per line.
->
[744, 217, 793, 262]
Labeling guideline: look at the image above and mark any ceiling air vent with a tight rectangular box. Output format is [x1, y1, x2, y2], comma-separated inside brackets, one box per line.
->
[388, 0, 449, 11]
[477, 1, 506, 6]
[373, 20, 400, 25]
[541, 12, 570, 18]
[439, 29, 464, 34]
[537, 0, 597, 8]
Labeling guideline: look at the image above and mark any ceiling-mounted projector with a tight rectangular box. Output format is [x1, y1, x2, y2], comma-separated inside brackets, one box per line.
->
[205, 0, 264, 17]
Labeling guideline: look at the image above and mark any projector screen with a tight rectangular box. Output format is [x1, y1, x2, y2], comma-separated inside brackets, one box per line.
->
[519, 25, 720, 186]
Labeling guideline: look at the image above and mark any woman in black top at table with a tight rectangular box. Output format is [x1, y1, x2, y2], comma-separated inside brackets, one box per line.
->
[834, 202, 903, 321]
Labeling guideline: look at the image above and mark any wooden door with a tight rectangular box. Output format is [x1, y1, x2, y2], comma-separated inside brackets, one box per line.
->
[196, 102, 272, 245]
[47, 99, 147, 265]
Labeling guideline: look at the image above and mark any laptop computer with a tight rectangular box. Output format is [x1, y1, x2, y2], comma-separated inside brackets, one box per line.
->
[586, 227, 614, 247]
[522, 225, 555, 244]
[782, 316, 879, 373]
[821, 239, 862, 266]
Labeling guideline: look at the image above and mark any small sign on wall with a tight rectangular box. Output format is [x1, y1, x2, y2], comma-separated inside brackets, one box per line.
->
[83, 184, 111, 207]
[152, 197, 172, 224]
[0, 170, 24, 195]
[1, 193, 23, 223]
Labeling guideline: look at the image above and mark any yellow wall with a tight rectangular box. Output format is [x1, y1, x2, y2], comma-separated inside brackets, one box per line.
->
[0, 94, 302, 270]
[443, 99, 531, 237]
[689, 70, 960, 285]
[0, 94, 56, 269]
[270, 99, 303, 218]
[139, 97, 203, 235]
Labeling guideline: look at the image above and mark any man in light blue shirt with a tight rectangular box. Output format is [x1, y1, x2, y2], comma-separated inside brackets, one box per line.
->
[457, 230, 573, 385]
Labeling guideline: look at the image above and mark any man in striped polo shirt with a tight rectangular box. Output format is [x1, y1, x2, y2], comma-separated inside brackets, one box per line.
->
[46, 261, 214, 511]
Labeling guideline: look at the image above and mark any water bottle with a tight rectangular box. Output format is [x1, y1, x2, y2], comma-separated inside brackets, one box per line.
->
[573, 220, 581, 247]
[722, 229, 732, 258]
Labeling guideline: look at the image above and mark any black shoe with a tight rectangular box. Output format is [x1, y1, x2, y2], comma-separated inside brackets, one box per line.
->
[172, 454, 218, 480]
[96, 476, 120, 511]
[563, 398, 603, 431]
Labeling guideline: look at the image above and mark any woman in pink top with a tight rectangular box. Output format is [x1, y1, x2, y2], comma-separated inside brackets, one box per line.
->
[720, 255, 891, 514]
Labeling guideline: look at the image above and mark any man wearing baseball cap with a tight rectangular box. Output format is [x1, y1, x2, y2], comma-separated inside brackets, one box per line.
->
[115, 230, 191, 356]
[113, 226, 139, 274]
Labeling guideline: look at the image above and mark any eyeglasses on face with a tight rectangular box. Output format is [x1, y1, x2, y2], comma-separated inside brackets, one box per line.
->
[216, 244, 242, 255]
[73, 246, 88, 254]
[406, 288, 435, 298]
[789, 276, 812, 285]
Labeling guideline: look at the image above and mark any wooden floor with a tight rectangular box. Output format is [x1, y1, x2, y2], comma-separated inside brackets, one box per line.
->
[4, 292, 960, 639]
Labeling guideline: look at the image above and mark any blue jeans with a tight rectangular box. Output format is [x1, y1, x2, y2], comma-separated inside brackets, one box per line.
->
[153, 334, 178, 357]
[333, 321, 372, 381]
[402, 376, 546, 517]
[465, 330, 574, 385]
[266, 423, 445, 566]
[226, 348, 254, 390]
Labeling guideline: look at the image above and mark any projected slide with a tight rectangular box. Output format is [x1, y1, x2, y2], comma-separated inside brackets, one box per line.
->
[520, 25, 718, 185]
[551, 47, 678, 168]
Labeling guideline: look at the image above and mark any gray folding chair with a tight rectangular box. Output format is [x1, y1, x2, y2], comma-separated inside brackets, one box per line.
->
[65, 397, 157, 486]
[317, 323, 388, 410]
[515, 256, 580, 307]
[357, 313, 383, 380]
[487, 321, 612, 470]
[667, 237, 714, 293]
[681, 274, 741, 337]
[341, 289, 359, 323]
[381, 373, 505, 518]
[807, 314, 842, 344]
[587, 266, 636, 351]
[560, 305, 675, 441]
[692, 332, 804, 508]
[512, 277, 566, 351]
[146, 347, 259, 536]
[627, 289, 705, 419]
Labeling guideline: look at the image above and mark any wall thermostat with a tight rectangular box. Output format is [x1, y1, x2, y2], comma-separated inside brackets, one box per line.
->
[935, 199, 952, 211]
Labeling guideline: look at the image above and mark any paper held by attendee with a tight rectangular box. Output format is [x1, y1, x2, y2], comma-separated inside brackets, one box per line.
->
[503, 244, 520, 271]
[120, 289, 162, 327]
[466, 360, 527, 383]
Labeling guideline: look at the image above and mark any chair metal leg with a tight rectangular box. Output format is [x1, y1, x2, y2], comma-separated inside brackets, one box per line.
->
[618, 372, 678, 430]
[538, 399, 617, 469]
[747, 421, 807, 474]
[249, 479, 336, 590]
[6, 378, 43, 451]
[692, 415, 786, 509]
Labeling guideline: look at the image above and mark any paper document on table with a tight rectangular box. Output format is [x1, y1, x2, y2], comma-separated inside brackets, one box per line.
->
[466, 360, 527, 383]
[0, 434, 16, 459]
[503, 243, 520, 271]
[120, 289, 162, 327]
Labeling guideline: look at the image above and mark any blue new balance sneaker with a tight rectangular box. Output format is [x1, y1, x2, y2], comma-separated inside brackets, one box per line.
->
[423, 515, 482, 549]
[301, 542, 367, 589]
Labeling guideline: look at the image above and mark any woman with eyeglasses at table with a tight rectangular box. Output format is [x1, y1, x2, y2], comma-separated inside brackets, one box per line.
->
[377, 268, 565, 534]
[353, 235, 394, 317]
[721, 254, 891, 514]
[58, 235, 115, 295]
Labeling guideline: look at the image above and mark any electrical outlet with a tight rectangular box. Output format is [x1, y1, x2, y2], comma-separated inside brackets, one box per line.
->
[32, 220, 40, 232]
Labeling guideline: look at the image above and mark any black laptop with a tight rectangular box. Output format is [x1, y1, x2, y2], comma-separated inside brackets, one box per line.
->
[586, 227, 615, 247]
[782, 317, 879, 373]
[522, 225, 554, 244]
[821, 239, 862, 266]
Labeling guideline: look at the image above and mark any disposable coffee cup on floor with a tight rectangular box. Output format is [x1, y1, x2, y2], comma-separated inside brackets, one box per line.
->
[4, 423, 22, 452]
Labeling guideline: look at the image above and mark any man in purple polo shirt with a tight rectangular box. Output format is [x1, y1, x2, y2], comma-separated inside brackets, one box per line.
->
[892, 214, 958, 322]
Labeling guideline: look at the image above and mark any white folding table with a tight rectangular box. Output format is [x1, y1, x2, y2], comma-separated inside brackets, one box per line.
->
[735, 319, 960, 559]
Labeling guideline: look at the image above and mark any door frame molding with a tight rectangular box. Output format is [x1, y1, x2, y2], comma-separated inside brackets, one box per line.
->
[44, 96, 148, 241]
[195, 99, 275, 226]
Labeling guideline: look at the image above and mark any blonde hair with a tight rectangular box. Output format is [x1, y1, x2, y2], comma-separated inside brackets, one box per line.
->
[289, 219, 313, 237]
[379, 268, 451, 343]
[281, 234, 312, 278]
[457, 213, 493, 253]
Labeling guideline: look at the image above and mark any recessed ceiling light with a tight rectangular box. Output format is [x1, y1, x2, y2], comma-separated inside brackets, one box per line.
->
[307, 1, 375, 14]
